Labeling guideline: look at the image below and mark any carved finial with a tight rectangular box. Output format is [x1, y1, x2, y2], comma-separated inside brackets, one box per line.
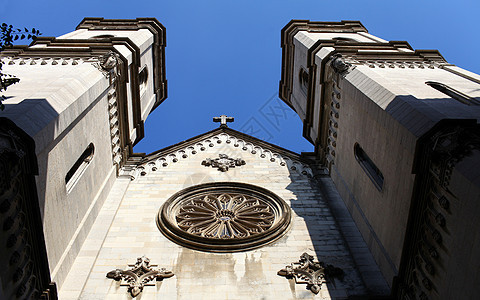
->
[213, 115, 234, 128]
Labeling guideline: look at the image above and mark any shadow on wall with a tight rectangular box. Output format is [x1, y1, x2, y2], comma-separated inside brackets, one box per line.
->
[283, 165, 390, 298]
[1, 98, 59, 221]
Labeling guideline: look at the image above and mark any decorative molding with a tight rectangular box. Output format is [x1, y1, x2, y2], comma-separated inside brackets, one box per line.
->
[157, 182, 292, 252]
[342, 56, 444, 70]
[1, 57, 90, 66]
[201, 154, 245, 172]
[325, 78, 341, 167]
[107, 87, 123, 169]
[106, 256, 173, 297]
[397, 124, 480, 299]
[121, 131, 313, 180]
[277, 253, 343, 294]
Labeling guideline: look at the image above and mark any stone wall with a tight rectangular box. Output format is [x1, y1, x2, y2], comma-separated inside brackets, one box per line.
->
[60, 134, 377, 299]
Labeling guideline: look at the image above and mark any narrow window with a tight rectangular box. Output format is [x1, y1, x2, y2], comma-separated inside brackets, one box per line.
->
[298, 67, 309, 94]
[425, 81, 479, 105]
[139, 66, 149, 95]
[90, 34, 115, 39]
[332, 37, 357, 43]
[66, 143, 94, 192]
[354, 143, 384, 191]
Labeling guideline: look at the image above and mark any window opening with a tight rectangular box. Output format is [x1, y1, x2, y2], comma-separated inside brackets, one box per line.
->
[90, 34, 115, 39]
[354, 143, 384, 191]
[332, 37, 357, 43]
[299, 67, 309, 95]
[65, 143, 94, 192]
[139, 66, 148, 95]
[425, 81, 479, 105]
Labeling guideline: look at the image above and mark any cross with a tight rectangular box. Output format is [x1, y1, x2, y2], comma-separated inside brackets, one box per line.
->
[213, 115, 234, 127]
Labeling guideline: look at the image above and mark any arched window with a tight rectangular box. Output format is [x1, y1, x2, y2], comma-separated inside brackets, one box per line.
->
[298, 67, 309, 94]
[354, 143, 384, 191]
[66, 143, 94, 192]
[139, 66, 149, 95]
[425, 81, 479, 105]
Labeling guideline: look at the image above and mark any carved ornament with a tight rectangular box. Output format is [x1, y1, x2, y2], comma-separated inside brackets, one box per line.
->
[121, 132, 313, 180]
[93, 51, 120, 78]
[106, 256, 173, 297]
[201, 154, 245, 172]
[329, 54, 355, 76]
[278, 253, 343, 294]
[157, 182, 291, 252]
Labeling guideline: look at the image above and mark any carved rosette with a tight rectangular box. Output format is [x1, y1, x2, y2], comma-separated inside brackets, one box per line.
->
[201, 154, 245, 172]
[157, 182, 291, 252]
[176, 192, 275, 238]
[278, 253, 344, 294]
[106, 256, 173, 297]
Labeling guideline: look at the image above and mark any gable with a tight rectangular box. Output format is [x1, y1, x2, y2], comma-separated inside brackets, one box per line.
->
[121, 127, 313, 180]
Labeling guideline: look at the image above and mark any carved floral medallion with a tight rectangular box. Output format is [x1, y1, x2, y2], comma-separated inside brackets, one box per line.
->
[176, 192, 275, 239]
[278, 253, 343, 294]
[106, 256, 173, 297]
[157, 182, 291, 252]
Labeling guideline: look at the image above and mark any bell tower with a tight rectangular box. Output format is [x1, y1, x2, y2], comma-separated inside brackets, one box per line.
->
[280, 20, 480, 299]
[0, 18, 167, 289]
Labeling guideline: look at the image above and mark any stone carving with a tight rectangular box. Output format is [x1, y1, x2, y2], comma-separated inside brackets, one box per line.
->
[176, 192, 275, 238]
[341, 56, 442, 70]
[0, 120, 57, 299]
[107, 87, 122, 168]
[94, 51, 120, 78]
[330, 54, 353, 75]
[106, 256, 173, 297]
[121, 132, 313, 180]
[278, 253, 343, 294]
[157, 182, 291, 252]
[201, 154, 245, 172]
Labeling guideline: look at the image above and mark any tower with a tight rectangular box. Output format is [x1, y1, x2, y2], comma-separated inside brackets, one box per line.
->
[0, 18, 166, 298]
[280, 20, 480, 299]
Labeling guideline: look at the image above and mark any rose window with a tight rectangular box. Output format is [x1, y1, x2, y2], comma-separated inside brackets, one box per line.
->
[157, 182, 291, 252]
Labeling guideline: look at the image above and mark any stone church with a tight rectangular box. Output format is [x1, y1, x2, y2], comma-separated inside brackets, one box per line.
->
[0, 18, 479, 300]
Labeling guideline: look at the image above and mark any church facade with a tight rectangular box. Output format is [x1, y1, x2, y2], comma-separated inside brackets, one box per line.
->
[0, 18, 479, 300]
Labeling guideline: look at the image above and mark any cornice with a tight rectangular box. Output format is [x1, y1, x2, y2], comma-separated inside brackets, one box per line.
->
[76, 18, 167, 109]
[120, 127, 313, 180]
[279, 20, 367, 108]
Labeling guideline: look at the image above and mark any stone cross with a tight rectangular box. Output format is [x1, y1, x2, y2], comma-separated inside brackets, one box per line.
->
[213, 115, 234, 127]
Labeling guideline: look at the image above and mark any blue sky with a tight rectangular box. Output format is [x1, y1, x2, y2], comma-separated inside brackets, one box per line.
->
[2, 0, 479, 154]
